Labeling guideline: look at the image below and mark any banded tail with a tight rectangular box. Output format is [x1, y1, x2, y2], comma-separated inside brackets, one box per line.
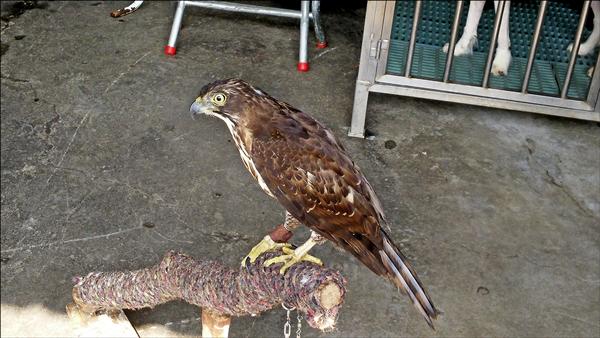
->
[379, 230, 439, 329]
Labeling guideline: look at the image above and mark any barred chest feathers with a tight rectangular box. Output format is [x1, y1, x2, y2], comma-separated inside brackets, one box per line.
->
[224, 119, 275, 198]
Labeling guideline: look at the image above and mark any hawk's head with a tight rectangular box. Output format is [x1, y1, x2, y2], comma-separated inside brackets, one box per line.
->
[190, 78, 267, 125]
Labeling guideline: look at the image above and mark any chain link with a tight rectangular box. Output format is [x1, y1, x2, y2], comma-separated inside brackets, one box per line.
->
[296, 312, 302, 338]
[284, 320, 291, 338]
[282, 303, 303, 338]
[282, 303, 294, 338]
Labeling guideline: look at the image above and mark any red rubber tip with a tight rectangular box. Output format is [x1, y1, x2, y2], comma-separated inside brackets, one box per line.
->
[297, 62, 309, 72]
[316, 41, 328, 49]
[164, 45, 176, 55]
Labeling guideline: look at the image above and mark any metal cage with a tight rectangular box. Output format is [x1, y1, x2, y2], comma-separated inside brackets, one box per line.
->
[349, 1, 600, 138]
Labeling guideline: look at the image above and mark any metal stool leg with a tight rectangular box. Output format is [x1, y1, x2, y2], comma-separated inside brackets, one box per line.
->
[312, 1, 327, 48]
[349, 81, 369, 138]
[165, 1, 186, 56]
[297, 1, 310, 72]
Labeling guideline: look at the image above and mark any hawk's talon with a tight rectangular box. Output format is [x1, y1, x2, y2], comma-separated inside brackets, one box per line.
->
[264, 246, 323, 274]
[242, 235, 292, 268]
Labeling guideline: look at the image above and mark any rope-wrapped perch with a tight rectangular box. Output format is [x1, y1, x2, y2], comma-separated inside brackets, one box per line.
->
[69, 250, 347, 332]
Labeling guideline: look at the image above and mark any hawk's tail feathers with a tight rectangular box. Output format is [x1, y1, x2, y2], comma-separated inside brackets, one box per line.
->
[379, 231, 438, 329]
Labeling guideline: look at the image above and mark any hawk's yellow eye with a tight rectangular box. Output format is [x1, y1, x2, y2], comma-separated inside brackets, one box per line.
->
[212, 93, 227, 106]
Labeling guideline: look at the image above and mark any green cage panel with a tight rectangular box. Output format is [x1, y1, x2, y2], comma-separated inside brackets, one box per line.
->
[387, 1, 597, 100]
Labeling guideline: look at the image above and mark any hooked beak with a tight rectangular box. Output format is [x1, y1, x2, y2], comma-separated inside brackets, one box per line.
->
[190, 100, 212, 119]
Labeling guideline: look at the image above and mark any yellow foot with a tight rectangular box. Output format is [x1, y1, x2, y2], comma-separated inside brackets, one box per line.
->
[264, 247, 323, 274]
[242, 235, 292, 267]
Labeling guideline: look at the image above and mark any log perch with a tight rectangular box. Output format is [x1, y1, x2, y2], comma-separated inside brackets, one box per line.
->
[68, 250, 347, 336]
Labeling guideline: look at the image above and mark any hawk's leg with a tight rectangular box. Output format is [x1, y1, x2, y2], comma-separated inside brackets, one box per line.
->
[241, 212, 301, 267]
[264, 231, 324, 274]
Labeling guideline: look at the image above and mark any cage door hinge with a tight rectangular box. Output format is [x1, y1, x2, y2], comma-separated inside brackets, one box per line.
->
[369, 39, 389, 60]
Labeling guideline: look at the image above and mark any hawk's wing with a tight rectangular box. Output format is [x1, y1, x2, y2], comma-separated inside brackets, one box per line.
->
[249, 104, 438, 327]
[249, 104, 388, 273]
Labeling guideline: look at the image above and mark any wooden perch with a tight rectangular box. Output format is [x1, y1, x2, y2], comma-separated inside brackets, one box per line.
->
[67, 250, 347, 337]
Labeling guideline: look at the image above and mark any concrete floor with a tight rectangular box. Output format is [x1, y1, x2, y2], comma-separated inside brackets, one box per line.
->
[1, 1, 599, 337]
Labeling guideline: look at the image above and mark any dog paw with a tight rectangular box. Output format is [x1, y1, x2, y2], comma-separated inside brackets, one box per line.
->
[491, 49, 511, 76]
[454, 35, 477, 56]
[567, 42, 596, 56]
[443, 35, 477, 56]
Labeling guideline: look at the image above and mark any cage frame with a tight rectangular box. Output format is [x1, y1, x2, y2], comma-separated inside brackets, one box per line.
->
[349, 0, 600, 138]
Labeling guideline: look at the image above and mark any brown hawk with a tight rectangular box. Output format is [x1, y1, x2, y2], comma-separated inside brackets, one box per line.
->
[190, 79, 438, 328]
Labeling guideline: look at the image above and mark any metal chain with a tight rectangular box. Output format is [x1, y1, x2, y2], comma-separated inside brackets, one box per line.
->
[282, 303, 303, 338]
[282, 303, 294, 338]
[296, 312, 302, 338]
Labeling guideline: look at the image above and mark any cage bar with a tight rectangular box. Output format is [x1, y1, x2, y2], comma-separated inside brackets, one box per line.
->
[443, 1, 464, 83]
[482, 0, 506, 88]
[404, 0, 423, 77]
[522, 1, 548, 94]
[561, 1, 591, 99]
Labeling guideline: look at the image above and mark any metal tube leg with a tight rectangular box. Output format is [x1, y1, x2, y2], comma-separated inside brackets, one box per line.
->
[312, 1, 327, 48]
[164, 1, 186, 56]
[298, 1, 310, 72]
[349, 80, 370, 138]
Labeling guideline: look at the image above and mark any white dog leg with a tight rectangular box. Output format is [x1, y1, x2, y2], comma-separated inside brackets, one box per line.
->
[443, 1, 486, 55]
[491, 0, 512, 76]
[568, 1, 600, 56]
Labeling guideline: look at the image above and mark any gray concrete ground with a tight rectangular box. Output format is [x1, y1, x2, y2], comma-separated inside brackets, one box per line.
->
[1, 1, 599, 337]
